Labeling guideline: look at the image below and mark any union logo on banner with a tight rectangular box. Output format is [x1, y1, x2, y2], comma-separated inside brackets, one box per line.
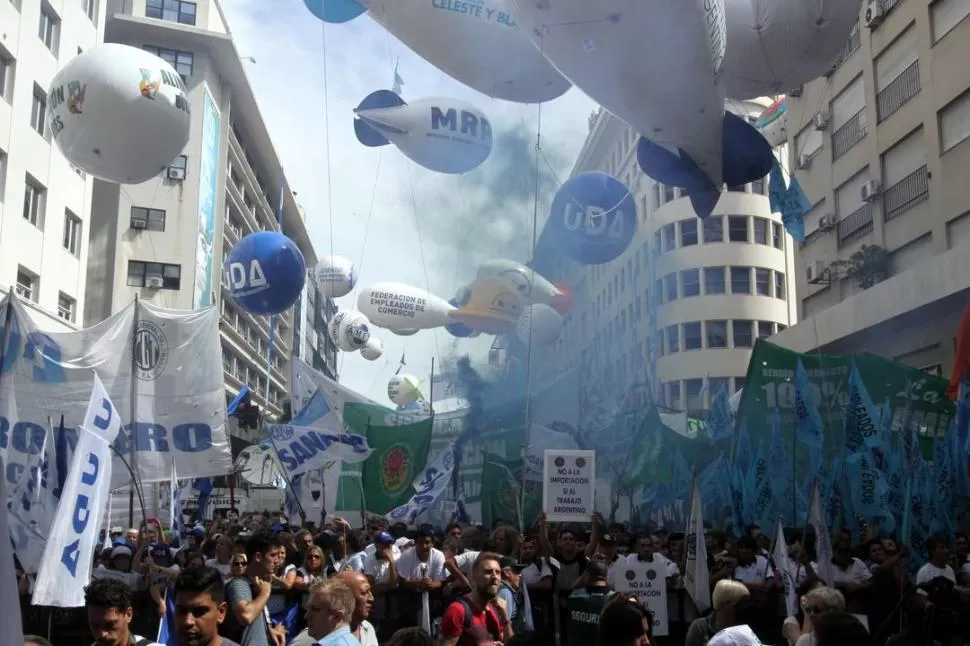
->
[382, 444, 412, 493]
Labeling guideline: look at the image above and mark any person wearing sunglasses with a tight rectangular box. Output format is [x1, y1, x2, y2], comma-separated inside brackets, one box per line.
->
[793, 586, 845, 646]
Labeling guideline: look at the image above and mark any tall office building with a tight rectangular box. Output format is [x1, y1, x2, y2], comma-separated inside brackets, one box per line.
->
[506, 102, 798, 417]
[774, 0, 970, 377]
[83, 0, 337, 424]
[0, 0, 105, 331]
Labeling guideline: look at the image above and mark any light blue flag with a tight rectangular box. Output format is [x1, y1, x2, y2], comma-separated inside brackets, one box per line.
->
[780, 175, 811, 242]
[768, 158, 787, 214]
[704, 386, 733, 442]
[793, 359, 824, 448]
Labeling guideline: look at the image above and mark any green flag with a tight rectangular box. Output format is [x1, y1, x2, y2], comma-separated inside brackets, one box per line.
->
[481, 452, 541, 529]
[354, 407, 433, 514]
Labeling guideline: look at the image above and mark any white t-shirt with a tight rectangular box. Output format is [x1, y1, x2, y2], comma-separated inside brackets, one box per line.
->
[453, 550, 480, 580]
[521, 559, 554, 586]
[204, 558, 232, 581]
[832, 558, 872, 585]
[609, 553, 679, 587]
[362, 552, 397, 584]
[395, 547, 447, 581]
[916, 562, 956, 586]
[733, 555, 774, 584]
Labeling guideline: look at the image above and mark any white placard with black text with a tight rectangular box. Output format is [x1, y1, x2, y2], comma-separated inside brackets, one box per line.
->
[542, 449, 595, 523]
[614, 560, 669, 636]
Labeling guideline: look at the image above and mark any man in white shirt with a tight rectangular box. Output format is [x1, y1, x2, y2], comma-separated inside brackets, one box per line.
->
[731, 536, 775, 594]
[917, 535, 959, 587]
[609, 533, 680, 588]
[831, 543, 872, 593]
[360, 532, 400, 590]
[396, 525, 447, 590]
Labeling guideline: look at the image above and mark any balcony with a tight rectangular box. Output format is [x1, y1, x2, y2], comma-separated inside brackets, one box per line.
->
[830, 23, 862, 73]
[832, 110, 867, 160]
[882, 165, 929, 222]
[227, 132, 279, 232]
[837, 202, 874, 248]
[226, 179, 259, 234]
[877, 61, 920, 123]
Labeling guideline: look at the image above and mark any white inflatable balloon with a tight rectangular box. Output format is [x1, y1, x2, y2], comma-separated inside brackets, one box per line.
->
[357, 282, 455, 331]
[47, 44, 191, 184]
[755, 98, 789, 148]
[477, 259, 567, 309]
[721, 0, 864, 100]
[360, 337, 384, 361]
[314, 255, 357, 298]
[359, 0, 570, 103]
[328, 310, 371, 352]
[387, 374, 422, 407]
[515, 303, 563, 345]
[355, 91, 492, 174]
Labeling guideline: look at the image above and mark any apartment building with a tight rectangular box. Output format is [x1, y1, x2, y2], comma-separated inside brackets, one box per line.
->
[0, 0, 106, 331]
[773, 0, 970, 377]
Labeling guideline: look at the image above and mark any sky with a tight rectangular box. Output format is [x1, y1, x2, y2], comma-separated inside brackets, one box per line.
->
[220, 0, 597, 405]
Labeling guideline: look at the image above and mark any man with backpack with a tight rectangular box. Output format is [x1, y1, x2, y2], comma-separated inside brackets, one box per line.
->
[566, 561, 614, 646]
[440, 552, 515, 646]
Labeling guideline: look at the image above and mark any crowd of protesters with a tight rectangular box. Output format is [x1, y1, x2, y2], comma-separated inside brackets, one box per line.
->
[16, 508, 970, 645]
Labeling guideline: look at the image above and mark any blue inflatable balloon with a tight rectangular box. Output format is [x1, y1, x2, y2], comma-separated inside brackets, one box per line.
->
[444, 298, 476, 338]
[548, 171, 637, 265]
[224, 231, 306, 316]
[304, 0, 366, 23]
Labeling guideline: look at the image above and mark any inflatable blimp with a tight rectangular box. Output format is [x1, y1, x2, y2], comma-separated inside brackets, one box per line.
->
[755, 98, 789, 148]
[357, 282, 455, 332]
[508, 0, 774, 218]
[305, 0, 571, 104]
[448, 276, 526, 335]
[477, 259, 571, 314]
[355, 91, 492, 174]
[721, 0, 865, 100]
[47, 44, 191, 185]
[314, 255, 357, 298]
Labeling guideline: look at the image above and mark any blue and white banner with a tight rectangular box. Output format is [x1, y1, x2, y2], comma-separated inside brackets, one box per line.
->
[269, 424, 373, 479]
[33, 373, 121, 607]
[0, 456, 25, 646]
[386, 442, 456, 523]
[0, 294, 232, 501]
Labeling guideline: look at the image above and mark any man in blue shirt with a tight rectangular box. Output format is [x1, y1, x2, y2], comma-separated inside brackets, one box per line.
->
[304, 579, 360, 646]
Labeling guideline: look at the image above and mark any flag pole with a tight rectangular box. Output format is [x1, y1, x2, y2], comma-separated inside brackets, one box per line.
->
[263, 169, 286, 417]
[129, 295, 140, 527]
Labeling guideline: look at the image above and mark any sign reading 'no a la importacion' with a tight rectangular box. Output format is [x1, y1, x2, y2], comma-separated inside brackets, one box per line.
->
[542, 449, 596, 523]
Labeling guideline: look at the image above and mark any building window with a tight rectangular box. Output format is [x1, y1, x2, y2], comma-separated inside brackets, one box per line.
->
[757, 321, 774, 339]
[170, 154, 188, 175]
[146, 0, 197, 25]
[663, 223, 676, 252]
[0, 148, 6, 201]
[63, 210, 81, 255]
[23, 176, 45, 227]
[143, 45, 194, 79]
[751, 177, 766, 196]
[57, 292, 76, 322]
[728, 215, 749, 242]
[731, 267, 751, 294]
[680, 219, 698, 246]
[666, 326, 679, 354]
[664, 184, 675, 203]
[38, 2, 60, 53]
[664, 273, 678, 301]
[82, 0, 96, 20]
[681, 268, 700, 297]
[774, 272, 786, 300]
[707, 320, 728, 348]
[733, 320, 753, 348]
[130, 206, 166, 231]
[0, 46, 12, 103]
[127, 261, 181, 289]
[652, 183, 662, 209]
[753, 217, 769, 245]
[771, 222, 783, 249]
[754, 268, 770, 296]
[15, 268, 36, 301]
[931, 0, 970, 42]
[704, 267, 726, 294]
[703, 216, 724, 243]
[939, 89, 970, 153]
[684, 322, 703, 350]
[30, 85, 47, 136]
[685, 378, 705, 412]
[667, 381, 682, 408]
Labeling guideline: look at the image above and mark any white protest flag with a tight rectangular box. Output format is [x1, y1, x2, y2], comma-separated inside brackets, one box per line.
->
[33, 373, 122, 607]
[773, 519, 798, 617]
[386, 442, 457, 523]
[524, 425, 579, 481]
[269, 424, 373, 479]
[808, 480, 835, 586]
[684, 475, 711, 614]
[0, 455, 25, 646]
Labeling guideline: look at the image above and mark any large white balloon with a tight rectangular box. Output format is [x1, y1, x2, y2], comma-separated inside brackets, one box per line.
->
[721, 0, 864, 100]
[515, 303, 563, 345]
[355, 92, 492, 174]
[328, 310, 371, 352]
[387, 374, 422, 407]
[357, 282, 455, 331]
[477, 259, 569, 312]
[360, 337, 384, 361]
[47, 44, 191, 184]
[359, 0, 570, 103]
[314, 255, 357, 298]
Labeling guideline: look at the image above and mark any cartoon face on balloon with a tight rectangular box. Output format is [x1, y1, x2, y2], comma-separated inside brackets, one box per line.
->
[549, 172, 637, 265]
